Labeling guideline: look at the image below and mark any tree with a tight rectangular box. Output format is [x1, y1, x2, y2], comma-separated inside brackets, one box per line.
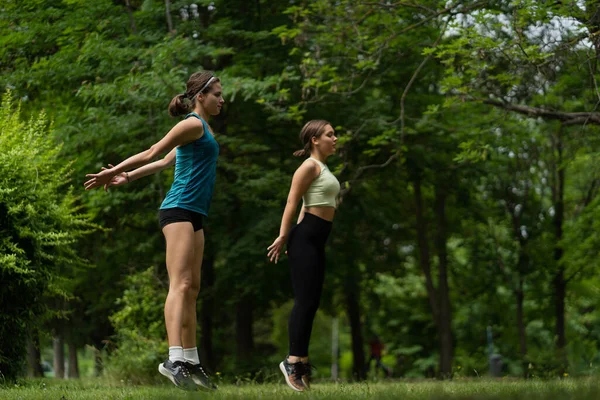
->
[0, 92, 94, 380]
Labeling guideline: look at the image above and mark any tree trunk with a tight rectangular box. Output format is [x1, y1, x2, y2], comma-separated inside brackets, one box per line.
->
[164, 0, 173, 32]
[554, 268, 567, 373]
[516, 275, 528, 378]
[553, 128, 567, 374]
[414, 175, 450, 377]
[124, 0, 137, 34]
[235, 295, 254, 362]
[331, 317, 339, 380]
[53, 334, 65, 379]
[434, 185, 453, 378]
[27, 333, 44, 378]
[67, 341, 79, 378]
[199, 254, 215, 370]
[255, 0, 262, 29]
[413, 176, 439, 323]
[94, 346, 103, 377]
[586, 5, 600, 73]
[344, 279, 366, 380]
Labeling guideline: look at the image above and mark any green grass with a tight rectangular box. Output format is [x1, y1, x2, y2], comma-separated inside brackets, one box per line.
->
[2, 378, 600, 399]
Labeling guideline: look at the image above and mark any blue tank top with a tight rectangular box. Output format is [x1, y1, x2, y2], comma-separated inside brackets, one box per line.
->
[160, 112, 219, 216]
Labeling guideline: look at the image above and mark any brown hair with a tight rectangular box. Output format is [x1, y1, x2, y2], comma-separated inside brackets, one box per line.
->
[168, 71, 220, 117]
[293, 119, 331, 157]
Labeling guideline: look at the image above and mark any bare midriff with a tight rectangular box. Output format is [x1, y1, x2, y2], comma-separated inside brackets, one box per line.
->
[304, 206, 336, 222]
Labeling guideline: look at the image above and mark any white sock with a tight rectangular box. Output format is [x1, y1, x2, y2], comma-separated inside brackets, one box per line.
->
[184, 347, 200, 365]
[169, 346, 185, 363]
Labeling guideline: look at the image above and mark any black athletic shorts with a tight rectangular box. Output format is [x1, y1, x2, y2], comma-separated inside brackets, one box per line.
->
[158, 207, 204, 231]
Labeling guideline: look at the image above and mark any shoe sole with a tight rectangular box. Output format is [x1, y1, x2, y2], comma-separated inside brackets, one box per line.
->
[187, 363, 217, 391]
[279, 362, 304, 392]
[301, 375, 311, 390]
[158, 363, 196, 391]
[191, 377, 217, 391]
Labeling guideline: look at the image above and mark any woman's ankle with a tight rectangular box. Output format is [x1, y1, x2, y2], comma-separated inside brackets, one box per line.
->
[288, 355, 308, 363]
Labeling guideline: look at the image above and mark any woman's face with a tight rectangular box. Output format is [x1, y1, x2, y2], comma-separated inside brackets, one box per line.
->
[313, 124, 337, 156]
[200, 82, 224, 115]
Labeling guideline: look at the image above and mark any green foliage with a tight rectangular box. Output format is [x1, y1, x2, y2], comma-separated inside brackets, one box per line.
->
[0, 91, 94, 380]
[4, 0, 600, 382]
[104, 267, 167, 385]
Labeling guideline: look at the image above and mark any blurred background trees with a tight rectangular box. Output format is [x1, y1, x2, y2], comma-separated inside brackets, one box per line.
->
[2, 0, 600, 382]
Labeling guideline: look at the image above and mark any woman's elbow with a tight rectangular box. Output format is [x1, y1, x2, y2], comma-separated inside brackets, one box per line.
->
[163, 157, 175, 168]
[145, 146, 158, 163]
[286, 198, 300, 208]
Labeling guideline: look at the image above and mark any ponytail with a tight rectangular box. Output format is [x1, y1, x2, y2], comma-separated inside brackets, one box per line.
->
[168, 93, 192, 117]
[293, 143, 311, 157]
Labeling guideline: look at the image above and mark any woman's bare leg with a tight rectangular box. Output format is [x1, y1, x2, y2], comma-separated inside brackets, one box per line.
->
[182, 229, 204, 348]
[163, 222, 196, 347]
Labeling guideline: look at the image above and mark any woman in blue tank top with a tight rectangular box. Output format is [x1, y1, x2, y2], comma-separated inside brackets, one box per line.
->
[84, 71, 222, 391]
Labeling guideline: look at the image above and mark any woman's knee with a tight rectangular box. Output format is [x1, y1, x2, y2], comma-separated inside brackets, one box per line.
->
[182, 277, 201, 300]
[292, 300, 320, 317]
[170, 276, 194, 294]
[189, 281, 200, 299]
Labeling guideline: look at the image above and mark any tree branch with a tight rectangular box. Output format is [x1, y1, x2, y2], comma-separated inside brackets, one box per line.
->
[584, 179, 600, 208]
[475, 98, 600, 125]
[388, 19, 448, 144]
[359, 1, 436, 13]
[566, 265, 588, 283]
[338, 151, 400, 201]
[574, 178, 599, 218]
[370, 0, 488, 78]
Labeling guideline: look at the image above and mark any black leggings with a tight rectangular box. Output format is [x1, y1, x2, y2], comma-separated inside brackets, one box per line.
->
[287, 212, 332, 357]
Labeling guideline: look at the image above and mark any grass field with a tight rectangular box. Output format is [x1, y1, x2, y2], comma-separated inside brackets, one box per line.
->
[2, 378, 600, 400]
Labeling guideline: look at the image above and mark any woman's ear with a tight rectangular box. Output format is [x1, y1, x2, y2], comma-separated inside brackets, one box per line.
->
[311, 136, 319, 145]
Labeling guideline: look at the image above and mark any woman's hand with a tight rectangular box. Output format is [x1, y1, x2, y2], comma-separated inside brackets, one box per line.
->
[84, 164, 120, 191]
[267, 235, 287, 264]
[103, 164, 128, 191]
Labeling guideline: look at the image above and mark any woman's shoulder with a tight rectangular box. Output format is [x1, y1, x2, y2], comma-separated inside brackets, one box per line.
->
[298, 158, 322, 178]
[176, 115, 205, 136]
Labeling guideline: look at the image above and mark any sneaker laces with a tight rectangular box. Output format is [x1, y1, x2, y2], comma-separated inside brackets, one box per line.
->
[290, 361, 305, 380]
[174, 361, 191, 378]
[195, 364, 210, 378]
[303, 362, 316, 378]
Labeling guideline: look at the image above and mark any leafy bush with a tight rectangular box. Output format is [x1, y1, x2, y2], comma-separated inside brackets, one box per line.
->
[0, 91, 94, 380]
[103, 267, 167, 384]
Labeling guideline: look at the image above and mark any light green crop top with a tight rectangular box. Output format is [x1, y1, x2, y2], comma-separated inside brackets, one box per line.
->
[303, 158, 340, 208]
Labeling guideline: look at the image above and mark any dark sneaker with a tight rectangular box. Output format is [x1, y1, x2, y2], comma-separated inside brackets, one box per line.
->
[186, 362, 218, 391]
[158, 359, 196, 391]
[301, 362, 315, 390]
[279, 357, 305, 392]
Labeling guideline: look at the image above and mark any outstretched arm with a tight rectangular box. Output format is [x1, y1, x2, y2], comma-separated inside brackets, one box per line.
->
[84, 118, 202, 190]
[102, 148, 177, 191]
[127, 147, 177, 182]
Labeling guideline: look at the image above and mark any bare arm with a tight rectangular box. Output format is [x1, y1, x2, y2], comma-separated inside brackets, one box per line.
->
[128, 147, 177, 182]
[278, 162, 319, 238]
[102, 148, 177, 191]
[267, 160, 319, 263]
[84, 118, 203, 190]
[297, 204, 306, 224]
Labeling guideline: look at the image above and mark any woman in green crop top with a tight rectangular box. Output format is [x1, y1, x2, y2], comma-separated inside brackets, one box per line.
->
[267, 120, 340, 391]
